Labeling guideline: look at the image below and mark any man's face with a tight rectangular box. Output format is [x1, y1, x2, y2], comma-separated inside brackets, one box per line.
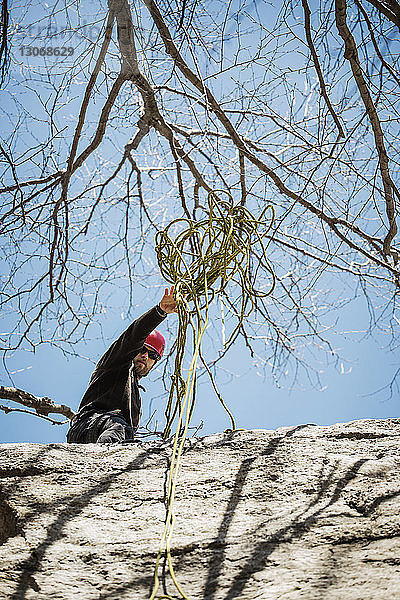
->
[133, 345, 157, 378]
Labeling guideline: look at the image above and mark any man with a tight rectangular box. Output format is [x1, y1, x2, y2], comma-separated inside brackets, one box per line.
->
[67, 286, 178, 444]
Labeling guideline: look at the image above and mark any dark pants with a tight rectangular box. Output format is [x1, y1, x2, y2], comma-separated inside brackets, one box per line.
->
[66, 410, 135, 444]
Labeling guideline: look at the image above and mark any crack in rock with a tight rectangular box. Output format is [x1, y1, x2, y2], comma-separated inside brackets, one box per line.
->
[0, 491, 20, 544]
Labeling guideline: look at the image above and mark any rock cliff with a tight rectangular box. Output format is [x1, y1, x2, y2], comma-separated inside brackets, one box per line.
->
[1, 418, 400, 599]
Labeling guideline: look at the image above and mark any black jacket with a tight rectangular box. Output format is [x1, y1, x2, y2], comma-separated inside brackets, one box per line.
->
[76, 305, 167, 431]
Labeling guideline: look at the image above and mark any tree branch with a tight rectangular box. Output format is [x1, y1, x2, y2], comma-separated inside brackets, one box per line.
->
[364, 0, 400, 31]
[0, 386, 75, 419]
[355, 0, 400, 87]
[0, 0, 9, 87]
[0, 404, 69, 425]
[335, 0, 398, 258]
[113, 0, 212, 195]
[302, 0, 345, 139]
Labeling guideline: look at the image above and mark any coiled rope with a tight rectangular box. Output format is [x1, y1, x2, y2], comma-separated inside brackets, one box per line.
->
[149, 190, 275, 599]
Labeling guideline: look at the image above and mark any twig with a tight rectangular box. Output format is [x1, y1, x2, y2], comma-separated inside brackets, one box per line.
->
[0, 404, 69, 425]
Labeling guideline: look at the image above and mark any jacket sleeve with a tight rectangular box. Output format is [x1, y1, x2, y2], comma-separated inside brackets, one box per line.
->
[95, 305, 167, 372]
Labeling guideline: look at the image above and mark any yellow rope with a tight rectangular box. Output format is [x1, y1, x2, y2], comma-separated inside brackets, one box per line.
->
[156, 190, 275, 438]
[150, 190, 275, 599]
[149, 272, 209, 600]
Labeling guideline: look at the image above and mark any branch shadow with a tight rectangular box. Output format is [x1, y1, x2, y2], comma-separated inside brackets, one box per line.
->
[7, 444, 169, 600]
[305, 482, 400, 596]
[0, 443, 54, 480]
[219, 456, 371, 600]
[363, 488, 400, 516]
[202, 424, 315, 599]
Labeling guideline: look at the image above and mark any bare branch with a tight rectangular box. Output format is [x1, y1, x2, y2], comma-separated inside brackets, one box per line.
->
[355, 0, 400, 87]
[0, 404, 69, 425]
[364, 0, 400, 30]
[335, 0, 398, 258]
[67, 9, 116, 178]
[0, 171, 62, 195]
[0, 386, 75, 419]
[0, 0, 9, 86]
[301, 0, 345, 139]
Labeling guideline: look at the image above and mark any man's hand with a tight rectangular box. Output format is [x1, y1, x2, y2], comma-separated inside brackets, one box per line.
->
[159, 286, 178, 314]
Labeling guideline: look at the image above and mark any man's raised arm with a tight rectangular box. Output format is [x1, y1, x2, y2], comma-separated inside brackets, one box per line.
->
[96, 286, 177, 371]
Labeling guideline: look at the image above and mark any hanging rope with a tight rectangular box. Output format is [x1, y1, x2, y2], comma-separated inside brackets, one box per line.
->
[149, 190, 275, 599]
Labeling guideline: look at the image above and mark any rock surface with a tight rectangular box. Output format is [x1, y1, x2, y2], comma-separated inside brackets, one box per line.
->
[1, 418, 400, 599]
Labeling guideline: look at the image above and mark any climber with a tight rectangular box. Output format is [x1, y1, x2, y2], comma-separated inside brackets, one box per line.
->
[66, 286, 178, 444]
